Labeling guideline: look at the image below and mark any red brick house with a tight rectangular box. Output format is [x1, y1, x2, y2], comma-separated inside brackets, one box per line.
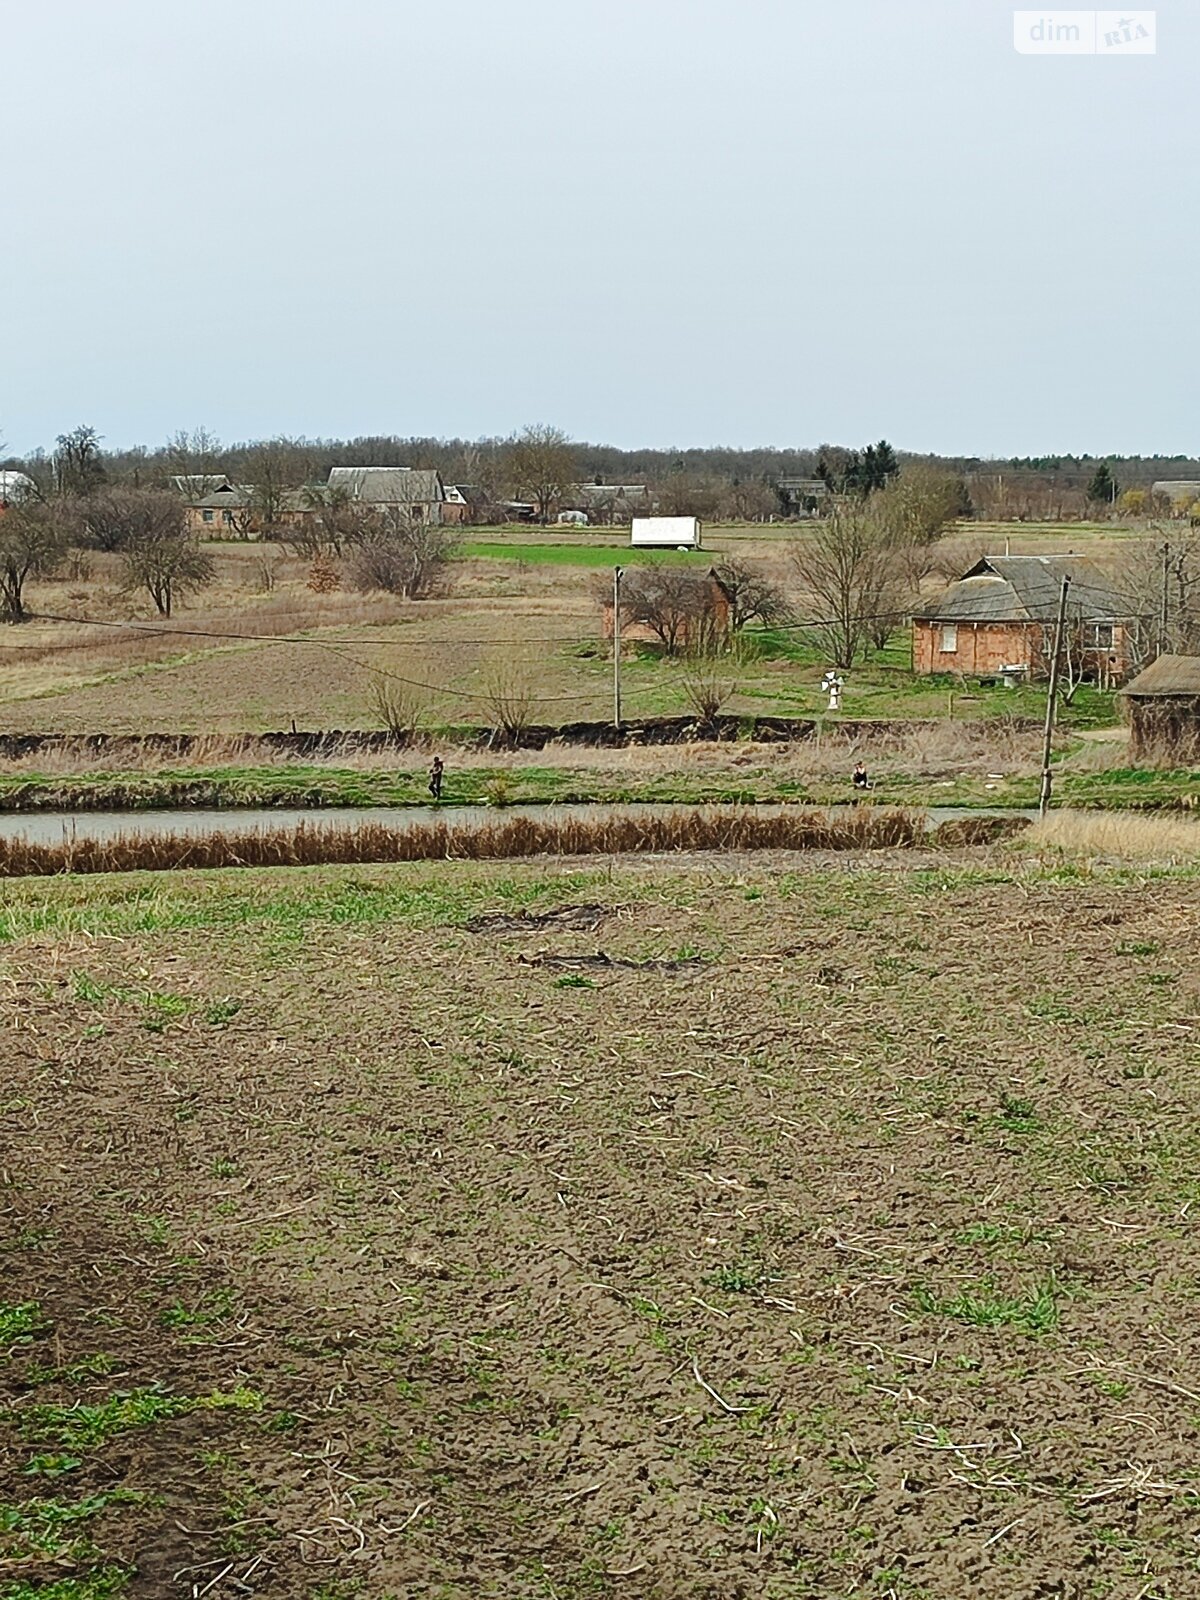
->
[913, 555, 1134, 686]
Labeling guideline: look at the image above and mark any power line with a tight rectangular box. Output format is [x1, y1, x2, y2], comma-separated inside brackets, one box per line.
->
[24, 610, 604, 703]
[29, 598, 923, 649]
[13, 598, 955, 711]
[23, 611, 602, 648]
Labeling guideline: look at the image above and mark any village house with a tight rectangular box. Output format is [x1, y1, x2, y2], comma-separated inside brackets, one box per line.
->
[1150, 480, 1200, 515]
[565, 482, 653, 525]
[777, 476, 831, 517]
[319, 466, 449, 523]
[171, 475, 257, 536]
[442, 482, 487, 524]
[1121, 654, 1200, 763]
[913, 554, 1134, 686]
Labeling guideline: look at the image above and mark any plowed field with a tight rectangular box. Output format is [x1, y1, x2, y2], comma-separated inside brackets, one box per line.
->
[3, 854, 1199, 1599]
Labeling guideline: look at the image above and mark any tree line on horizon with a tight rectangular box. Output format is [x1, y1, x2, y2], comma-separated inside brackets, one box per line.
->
[4, 423, 1199, 525]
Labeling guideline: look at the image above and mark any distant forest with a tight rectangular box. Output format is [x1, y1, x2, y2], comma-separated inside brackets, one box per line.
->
[5, 426, 1200, 522]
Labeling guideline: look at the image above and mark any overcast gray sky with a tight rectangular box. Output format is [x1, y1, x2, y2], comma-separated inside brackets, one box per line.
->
[2, 0, 1195, 457]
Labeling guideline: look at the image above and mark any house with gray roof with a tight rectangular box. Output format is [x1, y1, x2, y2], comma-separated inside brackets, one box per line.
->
[913, 555, 1134, 685]
[169, 475, 258, 535]
[1151, 480, 1200, 511]
[323, 466, 448, 521]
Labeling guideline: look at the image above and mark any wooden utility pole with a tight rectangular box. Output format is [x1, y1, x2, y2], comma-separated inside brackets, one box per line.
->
[1159, 540, 1170, 656]
[1038, 576, 1071, 819]
[612, 565, 623, 731]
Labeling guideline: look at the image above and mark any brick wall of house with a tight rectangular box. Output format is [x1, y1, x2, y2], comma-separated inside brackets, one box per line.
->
[913, 621, 1037, 676]
[914, 620, 1133, 682]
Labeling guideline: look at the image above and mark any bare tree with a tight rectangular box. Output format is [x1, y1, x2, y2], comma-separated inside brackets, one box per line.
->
[712, 557, 791, 631]
[291, 482, 371, 558]
[367, 674, 429, 740]
[505, 424, 578, 522]
[0, 496, 67, 622]
[121, 502, 214, 616]
[481, 659, 539, 743]
[790, 503, 901, 668]
[456, 440, 507, 514]
[680, 654, 740, 723]
[874, 465, 966, 559]
[866, 467, 965, 647]
[78, 488, 187, 553]
[165, 427, 225, 497]
[344, 509, 460, 599]
[244, 441, 308, 534]
[653, 473, 724, 520]
[718, 479, 777, 522]
[53, 425, 107, 498]
[793, 470, 962, 659]
[616, 567, 729, 657]
[1117, 529, 1200, 668]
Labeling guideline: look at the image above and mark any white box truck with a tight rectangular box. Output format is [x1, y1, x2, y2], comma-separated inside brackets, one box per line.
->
[630, 516, 702, 550]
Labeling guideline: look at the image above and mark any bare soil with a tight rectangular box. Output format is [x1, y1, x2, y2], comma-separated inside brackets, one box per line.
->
[3, 853, 1200, 1598]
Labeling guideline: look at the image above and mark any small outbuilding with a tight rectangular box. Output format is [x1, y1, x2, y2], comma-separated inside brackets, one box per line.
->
[1121, 654, 1200, 763]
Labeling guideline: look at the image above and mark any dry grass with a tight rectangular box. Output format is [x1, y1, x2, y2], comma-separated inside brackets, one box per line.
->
[0, 721, 1045, 781]
[1058, 732, 1133, 771]
[1027, 808, 1200, 859]
[795, 718, 1043, 776]
[0, 806, 921, 877]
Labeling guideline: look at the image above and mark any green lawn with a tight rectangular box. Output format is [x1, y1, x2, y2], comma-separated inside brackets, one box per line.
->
[461, 541, 699, 567]
[2, 756, 1197, 814]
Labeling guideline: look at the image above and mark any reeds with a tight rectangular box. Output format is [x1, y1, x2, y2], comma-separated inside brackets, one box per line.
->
[1025, 809, 1200, 860]
[0, 806, 921, 879]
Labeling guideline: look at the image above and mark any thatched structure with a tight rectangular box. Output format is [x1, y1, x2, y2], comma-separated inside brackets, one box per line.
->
[1122, 655, 1200, 762]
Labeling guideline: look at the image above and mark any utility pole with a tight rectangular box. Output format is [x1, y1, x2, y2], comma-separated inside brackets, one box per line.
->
[1159, 539, 1170, 656]
[612, 564, 623, 731]
[1038, 576, 1071, 819]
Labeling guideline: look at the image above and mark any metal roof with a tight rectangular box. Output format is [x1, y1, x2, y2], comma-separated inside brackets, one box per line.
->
[1151, 480, 1200, 501]
[1122, 654, 1200, 697]
[915, 555, 1126, 624]
[0, 470, 34, 502]
[327, 467, 444, 504]
[191, 484, 253, 509]
[170, 473, 233, 494]
[574, 483, 649, 499]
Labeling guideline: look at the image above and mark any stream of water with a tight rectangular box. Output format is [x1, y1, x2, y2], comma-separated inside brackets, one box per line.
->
[0, 802, 1039, 846]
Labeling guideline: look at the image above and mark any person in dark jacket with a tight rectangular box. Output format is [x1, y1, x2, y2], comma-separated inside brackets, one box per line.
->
[852, 761, 869, 791]
[428, 756, 444, 801]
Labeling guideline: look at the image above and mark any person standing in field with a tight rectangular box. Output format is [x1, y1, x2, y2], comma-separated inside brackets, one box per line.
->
[428, 755, 444, 801]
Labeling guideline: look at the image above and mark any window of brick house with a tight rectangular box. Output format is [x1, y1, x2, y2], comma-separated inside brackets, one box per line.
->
[1086, 622, 1114, 649]
[222, 510, 233, 525]
[202, 509, 214, 524]
[940, 624, 958, 652]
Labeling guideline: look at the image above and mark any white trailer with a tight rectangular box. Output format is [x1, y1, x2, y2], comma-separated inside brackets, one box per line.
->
[630, 515, 702, 550]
